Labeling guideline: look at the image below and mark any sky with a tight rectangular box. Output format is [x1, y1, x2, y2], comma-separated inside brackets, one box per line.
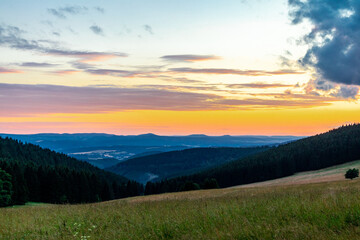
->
[0, 0, 359, 136]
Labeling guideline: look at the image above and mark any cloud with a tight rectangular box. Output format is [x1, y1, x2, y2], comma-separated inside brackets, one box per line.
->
[20, 62, 59, 68]
[169, 67, 304, 76]
[52, 32, 61, 37]
[143, 25, 153, 34]
[0, 67, 22, 74]
[52, 70, 80, 75]
[0, 83, 339, 117]
[289, 0, 360, 86]
[85, 69, 142, 77]
[89, 25, 104, 36]
[0, 24, 127, 62]
[0, 24, 41, 50]
[161, 54, 221, 63]
[47, 6, 88, 19]
[94, 7, 105, 14]
[0, 83, 224, 115]
[331, 85, 359, 99]
[227, 83, 294, 89]
[304, 77, 359, 99]
[47, 49, 127, 62]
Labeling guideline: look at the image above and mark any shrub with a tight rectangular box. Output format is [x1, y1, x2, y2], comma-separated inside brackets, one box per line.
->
[345, 168, 359, 180]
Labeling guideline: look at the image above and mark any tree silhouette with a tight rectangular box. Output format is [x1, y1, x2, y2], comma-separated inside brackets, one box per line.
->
[345, 168, 359, 180]
[0, 168, 12, 207]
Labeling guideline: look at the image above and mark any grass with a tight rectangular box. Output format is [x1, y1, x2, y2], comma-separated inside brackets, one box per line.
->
[5, 202, 48, 209]
[1, 179, 360, 240]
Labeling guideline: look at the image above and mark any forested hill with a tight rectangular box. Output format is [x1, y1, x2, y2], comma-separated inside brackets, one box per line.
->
[0, 137, 143, 207]
[145, 124, 360, 194]
[106, 147, 269, 184]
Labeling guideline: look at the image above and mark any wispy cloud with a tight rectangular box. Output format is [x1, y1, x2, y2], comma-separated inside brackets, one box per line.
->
[227, 83, 294, 89]
[169, 67, 304, 76]
[161, 54, 221, 63]
[89, 24, 104, 36]
[47, 6, 88, 19]
[0, 83, 223, 115]
[143, 25, 153, 34]
[0, 83, 339, 117]
[94, 7, 105, 14]
[52, 70, 80, 75]
[0, 24, 127, 62]
[85, 69, 142, 77]
[20, 62, 59, 68]
[0, 67, 22, 74]
[47, 50, 127, 62]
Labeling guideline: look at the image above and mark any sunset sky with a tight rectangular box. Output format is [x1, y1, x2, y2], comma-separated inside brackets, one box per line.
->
[1, 0, 359, 135]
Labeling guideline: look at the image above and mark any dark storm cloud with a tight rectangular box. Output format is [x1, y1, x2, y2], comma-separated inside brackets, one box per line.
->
[289, 0, 360, 86]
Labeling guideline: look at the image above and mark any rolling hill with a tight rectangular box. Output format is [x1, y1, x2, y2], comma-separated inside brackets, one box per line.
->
[106, 147, 269, 184]
[145, 124, 360, 194]
[0, 137, 142, 206]
[2, 178, 360, 239]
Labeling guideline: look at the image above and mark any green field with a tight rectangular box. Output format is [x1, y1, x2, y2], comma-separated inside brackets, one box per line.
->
[1, 178, 360, 240]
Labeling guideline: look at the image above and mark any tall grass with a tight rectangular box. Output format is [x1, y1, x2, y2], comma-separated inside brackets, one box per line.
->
[1, 180, 360, 239]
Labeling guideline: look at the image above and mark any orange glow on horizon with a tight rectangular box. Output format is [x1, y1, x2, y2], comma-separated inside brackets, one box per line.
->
[1, 105, 360, 136]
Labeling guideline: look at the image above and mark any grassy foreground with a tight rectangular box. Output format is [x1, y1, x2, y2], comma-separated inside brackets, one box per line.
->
[1, 180, 360, 240]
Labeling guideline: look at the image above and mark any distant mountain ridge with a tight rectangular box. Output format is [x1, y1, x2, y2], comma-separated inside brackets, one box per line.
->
[0, 133, 302, 169]
[0, 133, 302, 150]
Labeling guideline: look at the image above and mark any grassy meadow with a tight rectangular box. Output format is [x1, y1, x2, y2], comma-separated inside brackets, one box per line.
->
[1, 179, 360, 240]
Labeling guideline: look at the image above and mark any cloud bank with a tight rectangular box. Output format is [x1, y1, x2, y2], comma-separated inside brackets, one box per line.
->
[289, 0, 360, 86]
[0, 83, 337, 116]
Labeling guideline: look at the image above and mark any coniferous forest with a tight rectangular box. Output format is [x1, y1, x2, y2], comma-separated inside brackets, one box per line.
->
[145, 124, 360, 195]
[2, 124, 360, 206]
[0, 137, 143, 207]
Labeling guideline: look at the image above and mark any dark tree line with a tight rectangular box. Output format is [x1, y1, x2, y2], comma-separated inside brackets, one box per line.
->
[0, 167, 12, 207]
[144, 178, 219, 195]
[0, 137, 143, 206]
[145, 124, 360, 194]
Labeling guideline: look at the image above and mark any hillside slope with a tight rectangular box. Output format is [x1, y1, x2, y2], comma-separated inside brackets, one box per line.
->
[146, 124, 360, 194]
[233, 159, 360, 188]
[0, 137, 142, 206]
[1, 179, 360, 239]
[106, 147, 268, 183]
